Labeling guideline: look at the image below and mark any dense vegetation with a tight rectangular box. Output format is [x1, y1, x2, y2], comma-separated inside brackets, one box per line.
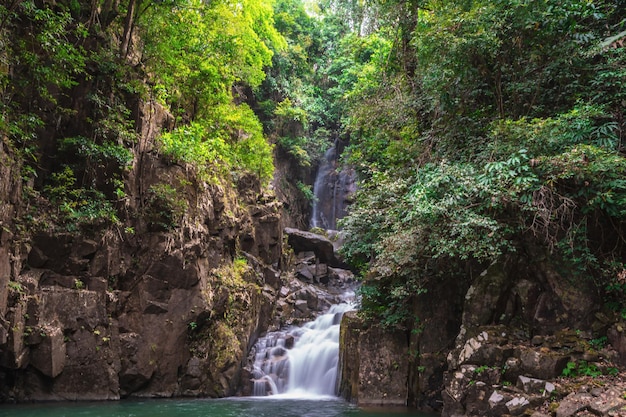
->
[337, 0, 626, 328]
[0, 0, 280, 230]
[2, 0, 625, 331]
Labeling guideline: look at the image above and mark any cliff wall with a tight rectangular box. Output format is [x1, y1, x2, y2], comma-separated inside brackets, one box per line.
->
[338, 251, 626, 416]
[0, 100, 284, 401]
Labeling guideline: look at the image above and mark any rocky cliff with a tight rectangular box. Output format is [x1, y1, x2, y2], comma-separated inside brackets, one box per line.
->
[0, 99, 286, 401]
[339, 249, 626, 416]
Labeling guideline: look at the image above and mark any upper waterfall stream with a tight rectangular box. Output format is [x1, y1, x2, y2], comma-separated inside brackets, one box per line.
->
[310, 144, 356, 230]
[250, 300, 354, 398]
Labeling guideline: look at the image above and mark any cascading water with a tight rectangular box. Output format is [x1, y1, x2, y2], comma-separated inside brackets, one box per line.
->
[250, 301, 354, 397]
[310, 144, 356, 230]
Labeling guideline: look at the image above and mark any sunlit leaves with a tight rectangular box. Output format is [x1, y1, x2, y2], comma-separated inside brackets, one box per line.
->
[139, 0, 281, 184]
[140, 0, 283, 117]
[159, 103, 274, 185]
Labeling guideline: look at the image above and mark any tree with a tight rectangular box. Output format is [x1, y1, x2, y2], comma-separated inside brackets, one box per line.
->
[339, 0, 626, 326]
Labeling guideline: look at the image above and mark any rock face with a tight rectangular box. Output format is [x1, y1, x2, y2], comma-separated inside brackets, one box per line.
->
[338, 311, 409, 406]
[338, 251, 626, 416]
[0, 100, 285, 401]
[437, 256, 598, 416]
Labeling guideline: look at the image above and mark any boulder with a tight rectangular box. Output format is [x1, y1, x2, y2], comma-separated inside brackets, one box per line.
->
[29, 325, 66, 378]
[284, 228, 348, 268]
[518, 347, 569, 380]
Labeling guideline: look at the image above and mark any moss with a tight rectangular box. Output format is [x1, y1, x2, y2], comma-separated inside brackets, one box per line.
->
[211, 322, 241, 371]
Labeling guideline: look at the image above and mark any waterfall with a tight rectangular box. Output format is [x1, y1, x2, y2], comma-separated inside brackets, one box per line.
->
[310, 144, 356, 230]
[250, 302, 354, 398]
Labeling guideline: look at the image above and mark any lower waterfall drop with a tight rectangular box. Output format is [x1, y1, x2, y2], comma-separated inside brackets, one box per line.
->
[250, 301, 354, 397]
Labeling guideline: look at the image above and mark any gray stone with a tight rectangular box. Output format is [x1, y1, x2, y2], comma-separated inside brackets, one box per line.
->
[588, 388, 626, 415]
[489, 390, 505, 407]
[506, 396, 530, 415]
[556, 393, 594, 417]
[338, 311, 408, 406]
[517, 375, 555, 396]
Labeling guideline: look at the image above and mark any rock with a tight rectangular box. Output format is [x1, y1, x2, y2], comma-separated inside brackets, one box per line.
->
[29, 325, 66, 378]
[295, 265, 315, 282]
[39, 271, 78, 289]
[73, 239, 99, 258]
[119, 332, 156, 395]
[27, 246, 48, 268]
[284, 228, 348, 268]
[516, 375, 555, 396]
[338, 311, 408, 406]
[588, 387, 626, 416]
[0, 100, 286, 401]
[86, 276, 108, 292]
[506, 396, 531, 416]
[294, 299, 309, 315]
[518, 347, 569, 380]
[262, 266, 281, 289]
[284, 334, 295, 349]
[503, 357, 522, 381]
[449, 328, 513, 369]
[607, 323, 626, 366]
[462, 263, 510, 328]
[556, 393, 595, 417]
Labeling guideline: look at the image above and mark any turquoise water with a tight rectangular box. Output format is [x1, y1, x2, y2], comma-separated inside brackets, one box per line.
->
[0, 397, 436, 417]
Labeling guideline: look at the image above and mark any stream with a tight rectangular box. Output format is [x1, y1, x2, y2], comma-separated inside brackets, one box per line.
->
[0, 397, 435, 417]
[250, 302, 354, 397]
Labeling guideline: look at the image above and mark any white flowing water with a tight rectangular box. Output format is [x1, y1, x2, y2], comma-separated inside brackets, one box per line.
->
[311, 146, 336, 230]
[251, 302, 354, 398]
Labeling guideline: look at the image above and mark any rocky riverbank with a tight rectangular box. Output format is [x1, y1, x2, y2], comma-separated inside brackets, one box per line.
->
[338, 252, 626, 416]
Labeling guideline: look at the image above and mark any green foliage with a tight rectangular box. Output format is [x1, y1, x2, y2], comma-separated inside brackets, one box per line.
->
[589, 336, 608, 350]
[561, 360, 603, 378]
[145, 183, 188, 231]
[337, 0, 626, 327]
[159, 121, 231, 181]
[7, 281, 24, 295]
[296, 181, 315, 201]
[138, 0, 278, 186]
[140, 0, 284, 119]
[159, 103, 274, 185]
[44, 166, 120, 230]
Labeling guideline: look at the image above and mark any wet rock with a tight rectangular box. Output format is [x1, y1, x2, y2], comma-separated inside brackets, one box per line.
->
[284, 334, 295, 349]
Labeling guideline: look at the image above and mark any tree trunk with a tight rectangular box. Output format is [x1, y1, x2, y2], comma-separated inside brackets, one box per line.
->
[120, 0, 138, 59]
